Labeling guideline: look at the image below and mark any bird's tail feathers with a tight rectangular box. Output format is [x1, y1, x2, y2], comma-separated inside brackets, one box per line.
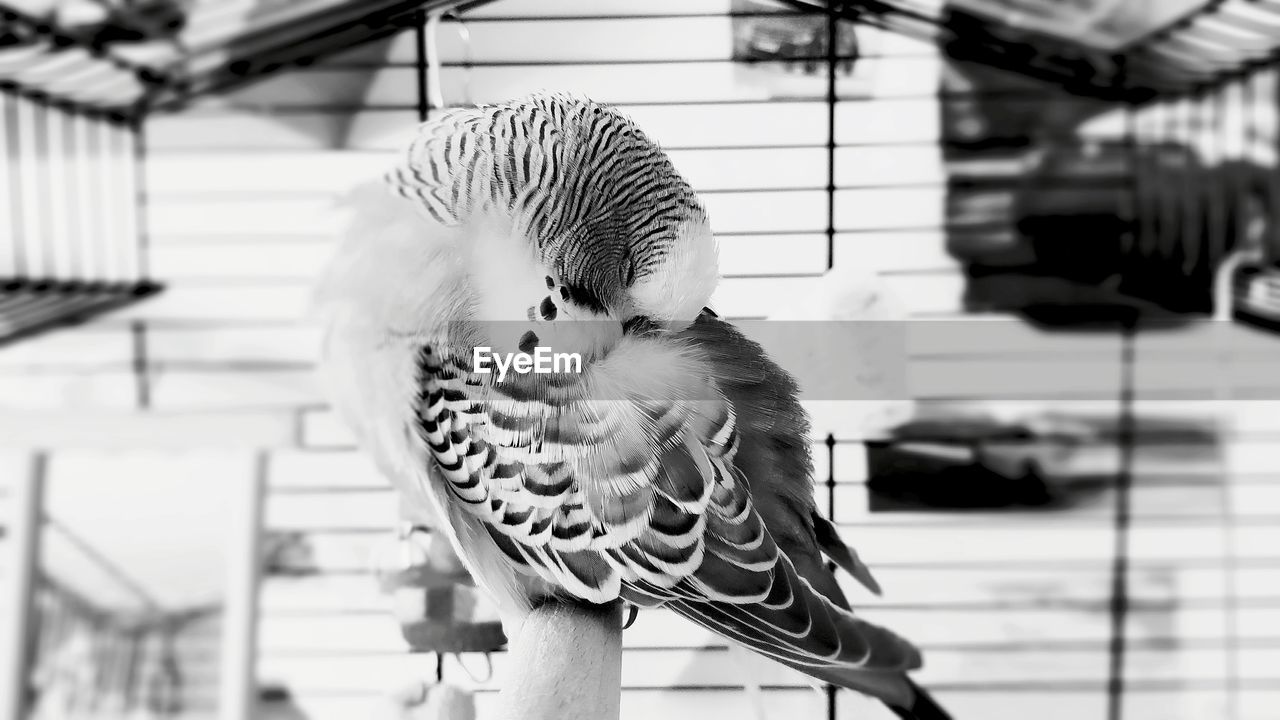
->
[813, 513, 883, 596]
[659, 552, 921, 706]
[889, 677, 954, 720]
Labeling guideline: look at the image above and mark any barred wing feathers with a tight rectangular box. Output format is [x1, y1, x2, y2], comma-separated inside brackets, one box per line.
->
[416, 316, 920, 705]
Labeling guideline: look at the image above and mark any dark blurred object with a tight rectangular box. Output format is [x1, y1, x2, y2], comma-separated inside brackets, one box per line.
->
[0, 281, 162, 349]
[732, 0, 856, 75]
[259, 685, 311, 720]
[940, 6, 1125, 99]
[940, 56, 1161, 323]
[261, 531, 316, 577]
[56, 0, 189, 47]
[939, 48, 1277, 324]
[866, 416, 1096, 510]
[867, 412, 1224, 512]
[954, 141, 1213, 322]
[946, 0, 1196, 52]
[0, 15, 37, 46]
[1235, 263, 1280, 330]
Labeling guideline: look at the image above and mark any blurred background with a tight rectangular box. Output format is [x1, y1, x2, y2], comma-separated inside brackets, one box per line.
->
[2, 0, 1279, 719]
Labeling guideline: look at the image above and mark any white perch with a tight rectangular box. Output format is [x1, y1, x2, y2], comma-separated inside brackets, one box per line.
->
[219, 460, 267, 720]
[494, 602, 622, 720]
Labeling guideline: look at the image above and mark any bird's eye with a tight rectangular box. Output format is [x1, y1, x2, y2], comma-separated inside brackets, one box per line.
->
[559, 284, 607, 314]
[518, 331, 539, 353]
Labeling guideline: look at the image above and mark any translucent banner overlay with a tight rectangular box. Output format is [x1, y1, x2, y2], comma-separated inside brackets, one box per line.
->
[447, 319, 1280, 401]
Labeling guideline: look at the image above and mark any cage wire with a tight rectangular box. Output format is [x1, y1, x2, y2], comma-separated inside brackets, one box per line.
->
[26, 575, 194, 720]
[17, 505, 221, 719]
[3, 1, 1280, 719]
[0, 90, 156, 347]
[0, 0, 489, 348]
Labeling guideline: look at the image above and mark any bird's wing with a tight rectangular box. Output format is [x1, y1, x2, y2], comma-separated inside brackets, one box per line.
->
[416, 315, 920, 704]
[656, 315, 919, 705]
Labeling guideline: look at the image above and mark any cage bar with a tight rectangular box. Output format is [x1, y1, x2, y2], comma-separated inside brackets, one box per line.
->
[0, 455, 43, 720]
[0, 92, 159, 348]
[219, 456, 267, 720]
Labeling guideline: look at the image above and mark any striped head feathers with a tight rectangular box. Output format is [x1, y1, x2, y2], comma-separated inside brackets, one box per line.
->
[376, 92, 720, 361]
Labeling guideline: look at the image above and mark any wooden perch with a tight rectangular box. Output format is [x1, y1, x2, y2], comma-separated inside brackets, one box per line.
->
[493, 602, 622, 720]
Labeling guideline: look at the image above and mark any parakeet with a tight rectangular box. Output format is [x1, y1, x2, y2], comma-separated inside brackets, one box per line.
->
[316, 92, 950, 720]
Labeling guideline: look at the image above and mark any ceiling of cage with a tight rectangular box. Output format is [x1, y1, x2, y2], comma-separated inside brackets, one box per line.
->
[2, 0, 1279, 114]
[790, 0, 1280, 101]
[0, 0, 488, 114]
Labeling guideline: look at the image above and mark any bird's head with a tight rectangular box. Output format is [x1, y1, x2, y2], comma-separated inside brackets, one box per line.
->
[459, 95, 719, 364]
[319, 95, 719, 367]
[452, 201, 718, 363]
